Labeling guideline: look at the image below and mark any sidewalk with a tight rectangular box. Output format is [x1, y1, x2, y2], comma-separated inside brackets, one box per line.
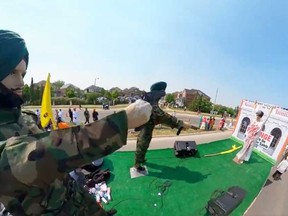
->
[244, 166, 288, 216]
[119, 130, 233, 151]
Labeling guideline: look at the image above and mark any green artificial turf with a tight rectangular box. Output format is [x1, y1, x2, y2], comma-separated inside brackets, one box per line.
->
[102, 139, 272, 216]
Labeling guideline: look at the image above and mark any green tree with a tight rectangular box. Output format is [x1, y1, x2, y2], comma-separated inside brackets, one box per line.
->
[22, 84, 30, 103]
[165, 93, 175, 103]
[188, 96, 212, 113]
[111, 90, 120, 105]
[226, 107, 235, 117]
[53, 80, 65, 89]
[104, 90, 112, 101]
[66, 88, 76, 98]
[85, 93, 99, 104]
[201, 99, 213, 113]
[30, 77, 35, 104]
[234, 106, 240, 118]
[100, 88, 106, 97]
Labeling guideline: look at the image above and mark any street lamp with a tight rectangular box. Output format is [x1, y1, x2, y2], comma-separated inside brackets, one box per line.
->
[211, 88, 218, 115]
[94, 77, 99, 86]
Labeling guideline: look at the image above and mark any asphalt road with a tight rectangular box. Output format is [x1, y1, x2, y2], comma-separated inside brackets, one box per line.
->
[48, 108, 224, 128]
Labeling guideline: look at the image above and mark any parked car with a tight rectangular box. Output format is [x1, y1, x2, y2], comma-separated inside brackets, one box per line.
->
[103, 104, 109, 110]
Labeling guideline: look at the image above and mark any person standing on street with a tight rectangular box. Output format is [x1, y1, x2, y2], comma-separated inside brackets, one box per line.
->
[84, 107, 90, 124]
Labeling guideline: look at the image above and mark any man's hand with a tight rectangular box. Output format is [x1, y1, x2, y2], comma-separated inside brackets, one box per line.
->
[125, 100, 152, 129]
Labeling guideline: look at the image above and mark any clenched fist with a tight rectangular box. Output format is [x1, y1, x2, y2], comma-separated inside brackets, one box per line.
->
[125, 100, 152, 129]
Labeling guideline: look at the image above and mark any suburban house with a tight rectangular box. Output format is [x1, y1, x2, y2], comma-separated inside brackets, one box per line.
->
[175, 88, 211, 107]
[34, 80, 46, 87]
[84, 85, 103, 93]
[58, 83, 80, 97]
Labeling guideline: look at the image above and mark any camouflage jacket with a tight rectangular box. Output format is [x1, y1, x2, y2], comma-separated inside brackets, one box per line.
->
[150, 105, 183, 129]
[0, 108, 128, 215]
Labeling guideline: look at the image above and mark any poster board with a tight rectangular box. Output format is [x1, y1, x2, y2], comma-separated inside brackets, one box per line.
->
[232, 100, 288, 162]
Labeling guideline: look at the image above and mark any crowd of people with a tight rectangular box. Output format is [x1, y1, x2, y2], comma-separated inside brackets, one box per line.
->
[34, 107, 100, 130]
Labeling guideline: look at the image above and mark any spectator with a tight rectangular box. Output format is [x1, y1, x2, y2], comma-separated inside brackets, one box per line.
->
[72, 108, 79, 125]
[84, 108, 90, 124]
[93, 109, 99, 121]
[210, 117, 215, 130]
[272, 156, 288, 180]
[58, 108, 63, 122]
[35, 109, 40, 125]
[68, 108, 73, 122]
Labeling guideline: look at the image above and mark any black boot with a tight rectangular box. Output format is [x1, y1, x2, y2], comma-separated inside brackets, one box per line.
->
[134, 163, 146, 172]
[106, 208, 117, 215]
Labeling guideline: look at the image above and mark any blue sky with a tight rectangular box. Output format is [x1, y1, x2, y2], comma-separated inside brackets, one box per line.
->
[1, 0, 287, 108]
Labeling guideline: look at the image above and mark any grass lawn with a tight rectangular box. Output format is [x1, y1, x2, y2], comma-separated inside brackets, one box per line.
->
[101, 138, 272, 216]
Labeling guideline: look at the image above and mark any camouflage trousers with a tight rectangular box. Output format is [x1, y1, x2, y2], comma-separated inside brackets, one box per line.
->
[135, 121, 155, 165]
[39, 180, 108, 216]
[134, 106, 183, 165]
[58, 180, 108, 216]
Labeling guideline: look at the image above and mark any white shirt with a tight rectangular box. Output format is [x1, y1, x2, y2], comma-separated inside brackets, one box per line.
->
[35, 110, 40, 118]
[73, 110, 79, 124]
[277, 159, 288, 173]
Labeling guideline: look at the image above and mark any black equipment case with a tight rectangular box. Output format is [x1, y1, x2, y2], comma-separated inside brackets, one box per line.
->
[207, 186, 247, 216]
[174, 141, 198, 157]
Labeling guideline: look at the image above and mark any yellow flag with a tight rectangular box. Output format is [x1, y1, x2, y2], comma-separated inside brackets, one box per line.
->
[40, 73, 56, 129]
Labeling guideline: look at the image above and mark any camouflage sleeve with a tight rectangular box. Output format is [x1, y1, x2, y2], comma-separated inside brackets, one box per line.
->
[3, 111, 128, 180]
[152, 106, 183, 129]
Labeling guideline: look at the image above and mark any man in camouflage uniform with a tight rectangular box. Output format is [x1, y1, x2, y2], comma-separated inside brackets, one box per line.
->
[0, 30, 152, 216]
[134, 81, 191, 171]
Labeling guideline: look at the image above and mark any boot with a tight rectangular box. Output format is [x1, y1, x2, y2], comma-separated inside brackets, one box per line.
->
[134, 163, 146, 172]
[106, 208, 117, 215]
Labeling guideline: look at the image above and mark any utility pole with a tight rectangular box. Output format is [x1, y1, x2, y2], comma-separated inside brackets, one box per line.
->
[212, 88, 218, 115]
[94, 77, 99, 86]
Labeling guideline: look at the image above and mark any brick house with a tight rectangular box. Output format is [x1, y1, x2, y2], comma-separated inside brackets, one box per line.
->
[176, 89, 211, 107]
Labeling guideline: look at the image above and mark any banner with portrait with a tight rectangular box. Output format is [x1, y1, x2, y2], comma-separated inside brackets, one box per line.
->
[232, 100, 288, 162]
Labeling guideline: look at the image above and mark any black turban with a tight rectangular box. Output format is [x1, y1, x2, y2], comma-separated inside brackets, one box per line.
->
[150, 81, 167, 92]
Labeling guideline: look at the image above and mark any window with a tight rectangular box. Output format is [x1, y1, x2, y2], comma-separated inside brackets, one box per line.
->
[239, 117, 250, 133]
[270, 128, 282, 148]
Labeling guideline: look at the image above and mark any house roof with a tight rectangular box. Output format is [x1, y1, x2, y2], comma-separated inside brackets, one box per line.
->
[60, 83, 79, 89]
[183, 88, 210, 99]
[84, 85, 98, 90]
[84, 85, 104, 92]
[34, 80, 46, 87]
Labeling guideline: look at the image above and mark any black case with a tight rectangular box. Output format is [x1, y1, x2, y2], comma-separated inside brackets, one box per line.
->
[174, 141, 198, 157]
[207, 186, 247, 216]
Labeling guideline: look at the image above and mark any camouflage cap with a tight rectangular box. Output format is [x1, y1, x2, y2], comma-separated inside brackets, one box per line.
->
[150, 81, 167, 92]
[0, 30, 29, 81]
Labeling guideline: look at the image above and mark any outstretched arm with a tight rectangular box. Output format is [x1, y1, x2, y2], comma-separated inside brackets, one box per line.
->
[2, 99, 152, 183]
[2, 111, 129, 185]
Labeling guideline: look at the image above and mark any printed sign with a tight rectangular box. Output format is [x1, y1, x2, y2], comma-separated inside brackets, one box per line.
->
[255, 131, 274, 150]
[233, 99, 288, 162]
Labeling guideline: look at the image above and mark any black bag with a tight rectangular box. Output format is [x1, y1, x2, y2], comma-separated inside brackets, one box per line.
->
[207, 186, 246, 216]
[174, 141, 198, 157]
[86, 169, 111, 184]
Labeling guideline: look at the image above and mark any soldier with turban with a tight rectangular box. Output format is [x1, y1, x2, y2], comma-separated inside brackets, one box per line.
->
[134, 81, 191, 171]
[0, 30, 152, 216]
